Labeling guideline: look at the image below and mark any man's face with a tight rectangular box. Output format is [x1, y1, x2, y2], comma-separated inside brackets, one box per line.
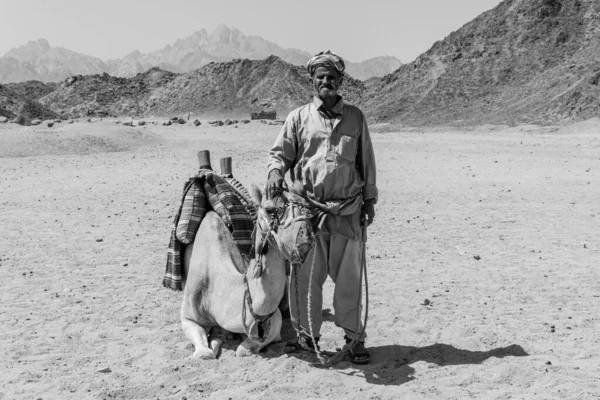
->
[310, 65, 343, 99]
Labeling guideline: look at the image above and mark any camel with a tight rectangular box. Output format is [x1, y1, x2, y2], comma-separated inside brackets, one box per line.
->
[181, 185, 315, 359]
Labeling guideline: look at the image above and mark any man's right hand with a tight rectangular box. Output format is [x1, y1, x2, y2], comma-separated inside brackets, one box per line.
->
[266, 170, 288, 199]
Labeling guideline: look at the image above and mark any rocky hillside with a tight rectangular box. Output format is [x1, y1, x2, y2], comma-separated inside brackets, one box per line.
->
[38, 57, 365, 118]
[361, 0, 600, 125]
[39, 68, 178, 117]
[0, 83, 63, 120]
[5, 80, 58, 100]
[1, 27, 401, 84]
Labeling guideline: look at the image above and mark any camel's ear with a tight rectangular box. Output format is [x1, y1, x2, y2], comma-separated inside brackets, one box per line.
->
[249, 183, 263, 206]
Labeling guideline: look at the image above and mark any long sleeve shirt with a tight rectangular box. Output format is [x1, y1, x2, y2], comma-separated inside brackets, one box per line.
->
[268, 96, 378, 240]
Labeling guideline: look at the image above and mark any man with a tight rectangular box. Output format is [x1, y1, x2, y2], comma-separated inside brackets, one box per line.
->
[266, 50, 377, 364]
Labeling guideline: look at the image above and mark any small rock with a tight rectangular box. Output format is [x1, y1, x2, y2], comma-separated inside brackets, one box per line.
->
[546, 361, 552, 365]
[421, 299, 431, 306]
[0, 116, 7, 123]
[165, 120, 172, 126]
[30, 119, 42, 126]
[47, 122, 54, 128]
[123, 263, 128, 266]
[473, 255, 481, 260]
[136, 120, 146, 126]
[97, 367, 111, 373]
[96, 238, 103, 242]
[193, 119, 201, 126]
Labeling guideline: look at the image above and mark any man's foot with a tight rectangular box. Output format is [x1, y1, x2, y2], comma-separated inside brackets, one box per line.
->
[345, 336, 370, 365]
[284, 334, 320, 353]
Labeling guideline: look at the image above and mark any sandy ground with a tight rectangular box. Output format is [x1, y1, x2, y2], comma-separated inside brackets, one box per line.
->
[1, 118, 599, 400]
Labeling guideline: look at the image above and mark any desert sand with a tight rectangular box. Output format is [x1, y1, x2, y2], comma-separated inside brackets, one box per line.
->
[1, 118, 599, 399]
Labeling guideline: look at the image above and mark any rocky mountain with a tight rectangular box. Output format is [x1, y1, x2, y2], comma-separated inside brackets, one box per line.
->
[346, 56, 402, 81]
[38, 56, 365, 118]
[1, 39, 108, 83]
[105, 25, 312, 77]
[361, 0, 600, 125]
[0, 83, 63, 120]
[1, 27, 401, 84]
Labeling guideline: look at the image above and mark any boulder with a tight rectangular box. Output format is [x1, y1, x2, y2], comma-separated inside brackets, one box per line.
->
[177, 117, 186, 124]
[30, 119, 42, 126]
[0, 116, 7, 123]
[224, 119, 233, 125]
[136, 120, 146, 126]
[251, 110, 277, 120]
[11, 116, 28, 126]
[164, 120, 172, 126]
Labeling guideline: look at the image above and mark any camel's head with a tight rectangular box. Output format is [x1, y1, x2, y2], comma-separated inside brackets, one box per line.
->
[250, 185, 315, 265]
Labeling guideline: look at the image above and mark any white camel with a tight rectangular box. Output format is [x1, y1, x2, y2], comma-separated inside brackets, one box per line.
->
[180, 186, 314, 359]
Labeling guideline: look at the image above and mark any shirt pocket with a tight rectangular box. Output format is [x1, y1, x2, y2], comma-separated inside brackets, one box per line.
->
[337, 134, 358, 163]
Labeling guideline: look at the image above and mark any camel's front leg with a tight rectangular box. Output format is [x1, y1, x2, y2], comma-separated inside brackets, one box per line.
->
[236, 309, 282, 357]
[182, 318, 217, 359]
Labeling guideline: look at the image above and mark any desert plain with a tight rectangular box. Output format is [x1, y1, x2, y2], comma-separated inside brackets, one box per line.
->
[1, 118, 599, 399]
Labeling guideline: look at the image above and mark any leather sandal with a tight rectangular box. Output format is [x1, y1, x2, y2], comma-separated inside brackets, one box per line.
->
[284, 334, 320, 353]
[345, 336, 370, 365]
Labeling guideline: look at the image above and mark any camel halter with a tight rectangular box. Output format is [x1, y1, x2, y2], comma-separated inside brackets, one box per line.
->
[241, 202, 312, 341]
[241, 210, 279, 340]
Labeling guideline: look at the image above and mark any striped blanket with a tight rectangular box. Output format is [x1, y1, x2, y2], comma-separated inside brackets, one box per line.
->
[163, 169, 256, 290]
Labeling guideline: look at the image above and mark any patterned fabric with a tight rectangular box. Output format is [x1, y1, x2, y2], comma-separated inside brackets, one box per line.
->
[163, 169, 255, 291]
[307, 50, 346, 76]
[224, 176, 257, 221]
[175, 180, 207, 244]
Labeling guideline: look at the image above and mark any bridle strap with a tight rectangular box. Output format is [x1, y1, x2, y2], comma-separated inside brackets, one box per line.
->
[241, 211, 279, 338]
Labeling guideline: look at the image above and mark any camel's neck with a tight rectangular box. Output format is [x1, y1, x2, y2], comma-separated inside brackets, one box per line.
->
[245, 250, 287, 315]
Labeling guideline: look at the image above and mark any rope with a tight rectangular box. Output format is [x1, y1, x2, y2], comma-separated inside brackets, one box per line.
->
[306, 243, 328, 365]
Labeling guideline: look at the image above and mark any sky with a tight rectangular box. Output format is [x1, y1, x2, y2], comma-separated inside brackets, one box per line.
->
[0, 0, 502, 63]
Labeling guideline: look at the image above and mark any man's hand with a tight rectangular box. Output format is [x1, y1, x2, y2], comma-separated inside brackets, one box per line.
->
[266, 169, 288, 199]
[361, 199, 375, 227]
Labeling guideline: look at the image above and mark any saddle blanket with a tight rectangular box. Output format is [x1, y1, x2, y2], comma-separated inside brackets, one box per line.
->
[163, 169, 256, 291]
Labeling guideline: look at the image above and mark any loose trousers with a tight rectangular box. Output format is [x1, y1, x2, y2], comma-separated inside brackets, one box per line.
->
[288, 233, 366, 341]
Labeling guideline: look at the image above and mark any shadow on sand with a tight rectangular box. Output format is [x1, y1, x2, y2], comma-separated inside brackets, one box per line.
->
[282, 342, 528, 386]
[276, 310, 528, 386]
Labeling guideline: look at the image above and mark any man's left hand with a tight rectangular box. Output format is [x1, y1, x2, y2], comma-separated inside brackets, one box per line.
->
[361, 199, 375, 227]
